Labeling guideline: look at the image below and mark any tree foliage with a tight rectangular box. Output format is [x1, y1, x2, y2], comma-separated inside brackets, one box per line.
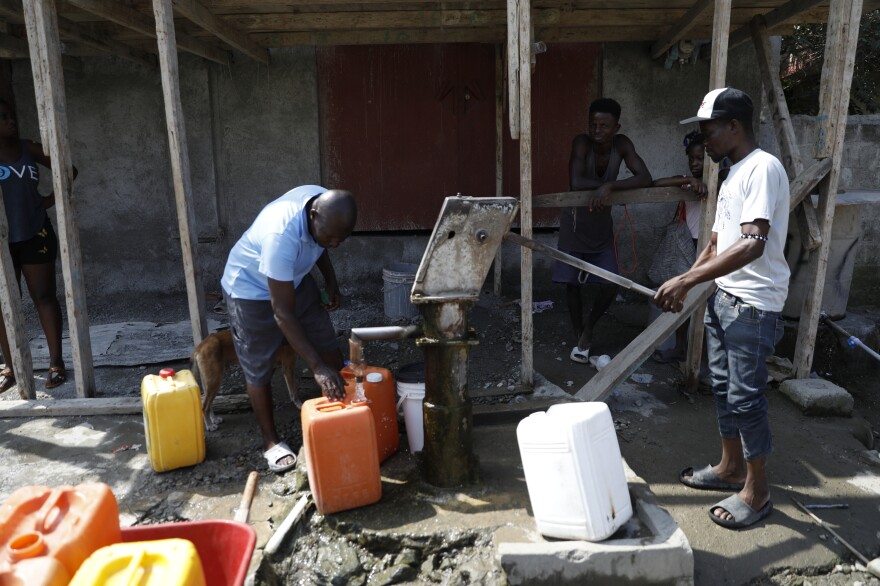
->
[780, 9, 880, 115]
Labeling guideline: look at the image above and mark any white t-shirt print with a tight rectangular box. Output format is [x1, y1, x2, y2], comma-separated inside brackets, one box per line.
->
[712, 149, 791, 312]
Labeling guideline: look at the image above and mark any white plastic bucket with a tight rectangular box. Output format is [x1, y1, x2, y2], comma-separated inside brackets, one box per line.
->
[396, 381, 425, 453]
[383, 263, 419, 319]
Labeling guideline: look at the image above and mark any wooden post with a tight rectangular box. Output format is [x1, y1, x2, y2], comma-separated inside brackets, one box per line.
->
[750, 16, 822, 251]
[22, 0, 95, 397]
[0, 188, 35, 399]
[153, 0, 208, 346]
[506, 0, 519, 140]
[518, 0, 533, 387]
[684, 0, 731, 393]
[493, 43, 504, 296]
[793, 0, 862, 378]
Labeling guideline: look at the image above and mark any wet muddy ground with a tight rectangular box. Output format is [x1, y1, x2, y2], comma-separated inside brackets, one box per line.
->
[1, 280, 879, 585]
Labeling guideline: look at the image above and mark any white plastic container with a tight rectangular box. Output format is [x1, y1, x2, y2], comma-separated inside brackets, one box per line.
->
[396, 381, 425, 453]
[517, 402, 632, 541]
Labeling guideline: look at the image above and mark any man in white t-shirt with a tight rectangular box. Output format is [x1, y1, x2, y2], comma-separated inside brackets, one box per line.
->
[654, 88, 790, 530]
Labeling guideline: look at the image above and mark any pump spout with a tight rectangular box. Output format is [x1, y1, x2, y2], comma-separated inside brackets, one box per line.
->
[350, 325, 421, 343]
[349, 325, 421, 376]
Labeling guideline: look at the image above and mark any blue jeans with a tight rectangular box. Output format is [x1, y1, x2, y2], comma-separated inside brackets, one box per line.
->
[704, 289, 784, 461]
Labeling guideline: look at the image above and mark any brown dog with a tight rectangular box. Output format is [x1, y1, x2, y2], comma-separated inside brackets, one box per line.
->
[191, 330, 301, 431]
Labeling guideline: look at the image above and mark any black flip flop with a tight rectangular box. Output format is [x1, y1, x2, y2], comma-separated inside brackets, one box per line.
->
[46, 366, 67, 389]
[709, 494, 773, 529]
[0, 369, 15, 392]
[680, 465, 746, 491]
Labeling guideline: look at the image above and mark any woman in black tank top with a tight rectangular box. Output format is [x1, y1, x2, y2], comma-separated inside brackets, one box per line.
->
[0, 100, 76, 391]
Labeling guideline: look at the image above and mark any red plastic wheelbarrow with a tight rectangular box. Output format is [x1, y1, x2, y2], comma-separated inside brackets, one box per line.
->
[121, 520, 256, 586]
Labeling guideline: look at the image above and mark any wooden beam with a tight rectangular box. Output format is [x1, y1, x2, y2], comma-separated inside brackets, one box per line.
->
[518, 0, 532, 387]
[202, 7, 832, 32]
[241, 22, 811, 48]
[750, 15, 822, 251]
[493, 43, 504, 296]
[0, 32, 82, 70]
[793, 0, 862, 378]
[788, 157, 831, 211]
[0, 0, 156, 68]
[751, 16, 803, 174]
[534, 186, 700, 208]
[651, 0, 713, 59]
[0, 393, 251, 417]
[575, 282, 715, 402]
[685, 0, 730, 394]
[153, 0, 208, 347]
[252, 28, 506, 46]
[171, 0, 267, 64]
[22, 0, 95, 398]
[729, 0, 824, 49]
[0, 189, 35, 400]
[189, 0, 859, 9]
[67, 0, 229, 65]
[506, 0, 518, 140]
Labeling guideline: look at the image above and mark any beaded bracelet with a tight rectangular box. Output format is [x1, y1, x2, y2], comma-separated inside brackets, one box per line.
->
[740, 233, 768, 242]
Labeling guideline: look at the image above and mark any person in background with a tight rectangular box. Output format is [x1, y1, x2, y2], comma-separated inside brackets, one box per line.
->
[0, 99, 72, 391]
[552, 98, 653, 365]
[651, 131, 724, 364]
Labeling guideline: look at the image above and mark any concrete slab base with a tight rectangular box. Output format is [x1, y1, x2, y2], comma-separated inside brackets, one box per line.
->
[779, 378, 854, 416]
[495, 462, 694, 586]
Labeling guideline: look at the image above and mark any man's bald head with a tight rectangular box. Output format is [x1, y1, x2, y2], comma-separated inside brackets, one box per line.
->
[309, 189, 357, 249]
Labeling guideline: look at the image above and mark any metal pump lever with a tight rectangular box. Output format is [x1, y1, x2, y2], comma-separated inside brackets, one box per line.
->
[503, 231, 658, 299]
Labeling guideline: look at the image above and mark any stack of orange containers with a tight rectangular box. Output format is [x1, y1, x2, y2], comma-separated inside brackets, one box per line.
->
[0, 483, 120, 585]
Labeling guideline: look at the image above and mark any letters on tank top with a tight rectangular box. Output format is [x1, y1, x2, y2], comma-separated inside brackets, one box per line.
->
[0, 140, 46, 243]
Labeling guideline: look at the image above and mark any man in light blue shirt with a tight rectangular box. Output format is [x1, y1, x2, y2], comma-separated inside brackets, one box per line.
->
[222, 185, 357, 473]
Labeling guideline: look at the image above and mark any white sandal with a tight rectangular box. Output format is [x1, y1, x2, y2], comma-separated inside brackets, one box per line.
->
[570, 346, 590, 364]
[263, 441, 297, 473]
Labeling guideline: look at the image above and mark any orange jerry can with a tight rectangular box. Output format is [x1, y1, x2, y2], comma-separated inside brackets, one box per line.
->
[0, 557, 69, 586]
[0, 483, 121, 579]
[141, 368, 206, 472]
[341, 365, 399, 462]
[301, 398, 382, 514]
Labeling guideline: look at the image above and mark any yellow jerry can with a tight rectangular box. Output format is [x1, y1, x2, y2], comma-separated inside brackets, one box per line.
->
[141, 368, 205, 472]
[69, 538, 206, 586]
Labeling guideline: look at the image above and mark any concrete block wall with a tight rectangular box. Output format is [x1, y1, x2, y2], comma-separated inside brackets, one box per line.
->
[12, 49, 321, 298]
[792, 115, 880, 306]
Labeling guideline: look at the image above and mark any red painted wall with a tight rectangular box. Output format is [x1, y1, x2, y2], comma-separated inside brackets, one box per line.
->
[318, 43, 601, 230]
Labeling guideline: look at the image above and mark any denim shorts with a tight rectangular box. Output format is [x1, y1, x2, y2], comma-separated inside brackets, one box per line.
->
[704, 288, 784, 461]
[551, 246, 619, 286]
[224, 274, 338, 386]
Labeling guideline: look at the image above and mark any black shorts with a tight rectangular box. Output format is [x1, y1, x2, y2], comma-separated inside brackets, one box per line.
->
[224, 274, 339, 386]
[9, 218, 58, 268]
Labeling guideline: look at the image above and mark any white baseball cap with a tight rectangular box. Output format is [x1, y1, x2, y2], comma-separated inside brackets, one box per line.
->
[680, 87, 754, 125]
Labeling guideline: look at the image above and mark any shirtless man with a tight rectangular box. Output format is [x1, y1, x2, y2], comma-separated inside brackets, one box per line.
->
[553, 98, 652, 364]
